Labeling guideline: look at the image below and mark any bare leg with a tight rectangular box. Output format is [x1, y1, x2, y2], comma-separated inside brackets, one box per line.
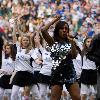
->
[68, 82, 81, 100]
[23, 86, 31, 100]
[81, 94, 87, 100]
[51, 85, 62, 100]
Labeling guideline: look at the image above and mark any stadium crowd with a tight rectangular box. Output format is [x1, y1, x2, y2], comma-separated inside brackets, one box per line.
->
[0, 0, 100, 100]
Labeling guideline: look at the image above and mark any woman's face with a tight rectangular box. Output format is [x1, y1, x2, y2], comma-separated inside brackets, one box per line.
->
[34, 34, 41, 44]
[21, 36, 30, 48]
[4, 27, 9, 34]
[5, 46, 11, 55]
[59, 24, 69, 39]
[86, 38, 92, 48]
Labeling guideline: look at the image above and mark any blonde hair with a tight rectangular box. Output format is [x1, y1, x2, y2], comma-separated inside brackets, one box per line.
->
[20, 35, 32, 53]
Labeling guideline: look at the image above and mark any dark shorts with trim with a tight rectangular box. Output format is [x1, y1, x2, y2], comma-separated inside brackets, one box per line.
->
[51, 59, 77, 90]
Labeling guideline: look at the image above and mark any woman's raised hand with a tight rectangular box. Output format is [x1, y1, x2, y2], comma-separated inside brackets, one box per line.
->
[53, 14, 61, 22]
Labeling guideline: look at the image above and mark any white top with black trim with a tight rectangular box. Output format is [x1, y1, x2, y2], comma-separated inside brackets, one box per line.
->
[73, 59, 82, 79]
[73, 54, 82, 79]
[82, 56, 96, 70]
[32, 47, 43, 71]
[40, 48, 53, 76]
[1, 54, 15, 75]
[15, 45, 34, 73]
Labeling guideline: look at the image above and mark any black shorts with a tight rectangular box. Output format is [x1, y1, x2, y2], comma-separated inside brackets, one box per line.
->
[81, 69, 97, 85]
[12, 71, 34, 87]
[33, 71, 40, 84]
[0, 75, 12, 89]
[39, 73, 51, 85]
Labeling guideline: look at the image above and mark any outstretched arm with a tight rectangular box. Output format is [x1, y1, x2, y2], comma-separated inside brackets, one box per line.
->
[41, 15, 61, 46]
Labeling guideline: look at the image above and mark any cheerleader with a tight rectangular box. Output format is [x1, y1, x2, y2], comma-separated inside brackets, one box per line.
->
[31, 32, 52, 100]
[41, 15, 81, 100]
[31, 32, 43, 100]
[86, 34, 100, 99]
[38, 46, 52, 100]
[0, 43, 16, 100]
[81, 37, 97, 100]
[10, 22, 34, 100]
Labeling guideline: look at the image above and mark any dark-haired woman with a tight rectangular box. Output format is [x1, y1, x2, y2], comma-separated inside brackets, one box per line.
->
[31, 31, 53, 100]
[0, 43, 16, 100]
[31, 32, 43, 100]
[81, 37, 97, 100]
[41, 15, 81, 100]
[86, 34, 100, 99]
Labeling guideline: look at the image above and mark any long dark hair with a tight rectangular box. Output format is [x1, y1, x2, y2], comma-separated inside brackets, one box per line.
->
[32, 32, 43, 48]
[4, 43, 16, 61]
[54, 21, 78, 59]
[82, 37, 92, 56]
[86, 34, 100, 66]
[54, 21, 69, 41]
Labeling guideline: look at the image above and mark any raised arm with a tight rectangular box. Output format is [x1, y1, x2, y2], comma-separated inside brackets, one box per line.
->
[41, 15, 61, 46]
[12, 19, 17, 44]
[12, 17, 24, 44]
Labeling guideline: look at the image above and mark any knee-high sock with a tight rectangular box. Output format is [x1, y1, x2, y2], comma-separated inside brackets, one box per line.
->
[39, 83, 48, 100]
[31, 84, 41, 100]
[11, 85, 20, 100]
[0, 87, 4, 100]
